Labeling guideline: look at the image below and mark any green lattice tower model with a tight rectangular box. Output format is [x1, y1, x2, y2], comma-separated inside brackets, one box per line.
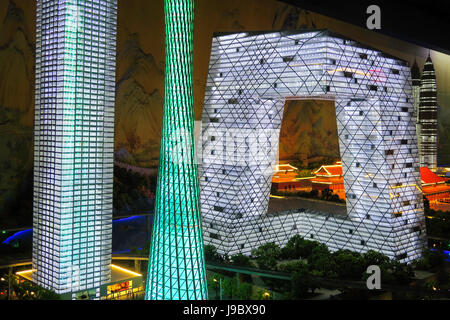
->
[145, 0, 208, 300]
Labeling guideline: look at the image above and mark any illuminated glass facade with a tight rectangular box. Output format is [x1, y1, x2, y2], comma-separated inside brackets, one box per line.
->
[411, 60, 422, 166]
[145, 0, 208, 300]
[33, 0, 117, 297]
[200, 30, 426, 263]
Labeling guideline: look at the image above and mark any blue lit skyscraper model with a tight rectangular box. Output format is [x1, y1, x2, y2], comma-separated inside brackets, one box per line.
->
[200, 30, 426, 264]
[33, 0, 117, 298]
[145, 0, 208, 300]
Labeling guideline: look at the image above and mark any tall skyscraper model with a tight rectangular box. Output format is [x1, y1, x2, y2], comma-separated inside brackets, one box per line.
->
[33, 0, 117, 298]
[418, 54, 438, 171]
[145, 0, 208, 300]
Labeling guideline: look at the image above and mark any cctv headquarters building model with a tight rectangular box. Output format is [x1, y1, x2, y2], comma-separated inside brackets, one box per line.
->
[199, 30, 427, 264]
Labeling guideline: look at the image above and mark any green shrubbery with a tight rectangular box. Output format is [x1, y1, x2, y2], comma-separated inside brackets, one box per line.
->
[204, 244, 224, 263]
[251, 242, 281, 271]
[2, 274, 60, 300]
[204, 233, 448, 300]
[413, 249, 447, 271]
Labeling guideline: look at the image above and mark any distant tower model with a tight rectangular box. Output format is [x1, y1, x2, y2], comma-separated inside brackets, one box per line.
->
[411, 60, 422, 156]
[145, 0, 208, 300]
[33, 1, 117, 298]
[418, 54, 438, 171]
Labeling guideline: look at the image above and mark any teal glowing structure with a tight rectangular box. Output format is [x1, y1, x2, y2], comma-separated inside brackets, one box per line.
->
[33, 0, 117, 298]
[145, 0, 208, 300]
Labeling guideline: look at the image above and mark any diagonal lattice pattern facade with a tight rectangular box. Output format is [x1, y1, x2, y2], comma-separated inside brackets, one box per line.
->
[199, 30, 426, 263]
[33, 0, 117, 297]
[145, 0, 208, 300]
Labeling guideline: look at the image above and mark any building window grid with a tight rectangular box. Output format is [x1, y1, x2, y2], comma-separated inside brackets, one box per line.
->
[33, 0, 116, 295]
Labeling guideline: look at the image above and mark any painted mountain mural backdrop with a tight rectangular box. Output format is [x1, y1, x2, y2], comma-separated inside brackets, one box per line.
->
[279, 100, 340, 163]
[0, 0, 450, 227]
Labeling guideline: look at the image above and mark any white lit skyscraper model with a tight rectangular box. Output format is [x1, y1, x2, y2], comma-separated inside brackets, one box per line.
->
[33, 0, 117, 297]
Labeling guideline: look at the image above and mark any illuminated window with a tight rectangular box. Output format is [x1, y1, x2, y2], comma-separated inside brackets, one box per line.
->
[210, 233, 221, 240]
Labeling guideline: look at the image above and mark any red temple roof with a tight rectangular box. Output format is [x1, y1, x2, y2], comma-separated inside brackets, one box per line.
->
[276, 164, 298, 172]
[314, 165, 343, 177]
[420, 167, 449, 185]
